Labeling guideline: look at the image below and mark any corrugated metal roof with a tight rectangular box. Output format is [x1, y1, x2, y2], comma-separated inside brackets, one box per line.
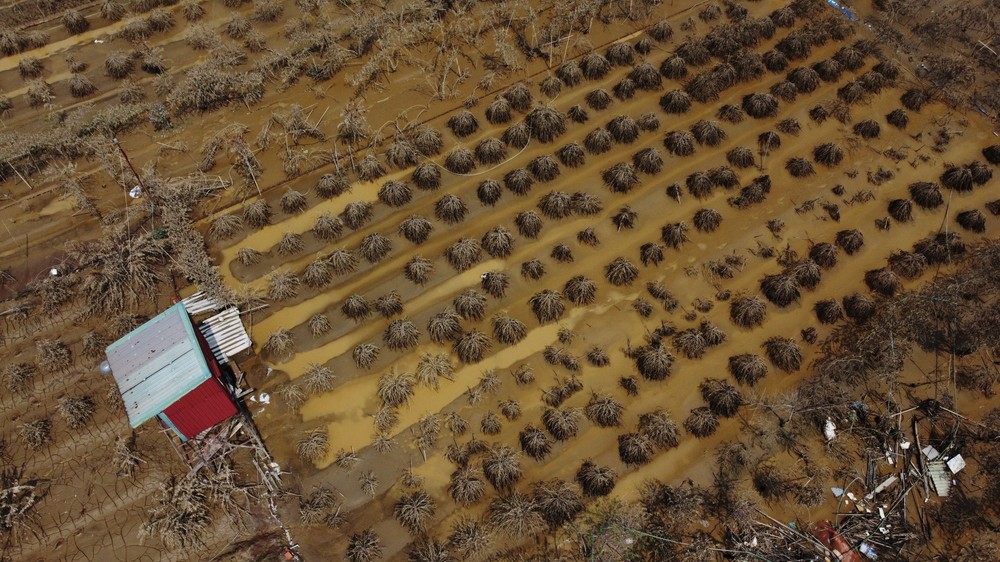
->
[928, 460, 951, 496]
[181, 290, 226, 315]
[162, 376, 238, 439]
[198, 307, 252, 364]
[105, 302, 211, 429]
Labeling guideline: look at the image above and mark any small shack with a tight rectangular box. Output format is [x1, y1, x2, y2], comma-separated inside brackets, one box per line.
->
[105, 300, 250, 441]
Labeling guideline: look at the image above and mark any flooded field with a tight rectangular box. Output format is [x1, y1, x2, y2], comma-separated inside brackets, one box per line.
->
[2, 0, 999, 560]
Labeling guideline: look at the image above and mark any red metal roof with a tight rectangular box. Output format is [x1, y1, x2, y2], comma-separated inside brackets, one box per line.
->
[161, 327, 237, 439]
[162, 375, 237, 439]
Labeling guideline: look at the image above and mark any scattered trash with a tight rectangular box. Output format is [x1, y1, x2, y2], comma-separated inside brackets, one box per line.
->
[824, 0, 856, 21]
[859, 542, 878, 560]
[129, 185, 143, 198]
[832, 487, 845, 497]
[865, 475, 899, 500]
[49, 267, 59, 276]
[946, 454, 966, 473]
[824, 418, 837, 441]
[814, 521, 862, 562]
[259, 392, 270, 405]
[921, 445, 940, 460]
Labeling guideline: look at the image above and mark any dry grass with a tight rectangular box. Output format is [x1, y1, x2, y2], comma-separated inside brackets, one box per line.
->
[303, 364, 336, 395]
[427, 310, 462, 344]
[346, 529, 382, 562]
[449, 466, 486, 506]
[617, 432, 654, 466]
[542, 407, 582, 441]
[113, 435, 141, 478]
[585, 393, 624, 428]
[762, 336, 803, 372]
[57, 396, 96, 429]
[483, 446, 522, 492]
[262, 328, 294, 361]
[394, 490, 436, 534]
[492, 314, 527, 345]
[638, 410, 679, 449]
[634, 344, 674, 381]
[699, 378, 742, 417]
[276, 383, 306, 412]
[209, 214, 244, 241]
[529, 290, 565, 323]
[415, 353, 452, 390]
[19, 418, 51, 450]
[577, 460, 617, 497]
[684, 407, 719, 438]
[383, 319, 419, 351]
[351, 343, 380, 370]
[486, 491, 544, 537]
[519, 425, 551, 461]
[533, 479, 583, 529]
[297, 429, 329, 462]
[454, 330, 492, 363]
[139, 473, 213, 550]
[377, 370, 415, 408]
[447, 517, 492, 559]
[37, 339, 72, 372]
[63, 9, 90, 33]
[3, 363, 35, 394]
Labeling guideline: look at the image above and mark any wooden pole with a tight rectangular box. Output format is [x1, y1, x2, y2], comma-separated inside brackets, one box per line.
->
[113, 137, 148, 195]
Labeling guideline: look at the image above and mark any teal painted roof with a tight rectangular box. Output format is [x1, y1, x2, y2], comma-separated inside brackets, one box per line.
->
[105, 302, 211, 428]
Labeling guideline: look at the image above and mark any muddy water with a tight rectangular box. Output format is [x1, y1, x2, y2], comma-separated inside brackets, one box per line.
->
[4, 0, 997, 559]
[302, 298, 625, 464]
[267, 258, 506, 372]
[253, 43, 997, 518]
[193, 5, 1000, 562]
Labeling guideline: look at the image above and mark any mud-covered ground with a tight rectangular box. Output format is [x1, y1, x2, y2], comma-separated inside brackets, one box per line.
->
[1, 0, 999, 560]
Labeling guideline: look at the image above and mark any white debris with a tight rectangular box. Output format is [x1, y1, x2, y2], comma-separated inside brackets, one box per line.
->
[865, 476, 899, 500]
[900, 440, 911, 450]
[824, 418, 837, 441]
[921, 445, 940, 460]
[947, 455, 966, 473]
[259, 392, 271, 404]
